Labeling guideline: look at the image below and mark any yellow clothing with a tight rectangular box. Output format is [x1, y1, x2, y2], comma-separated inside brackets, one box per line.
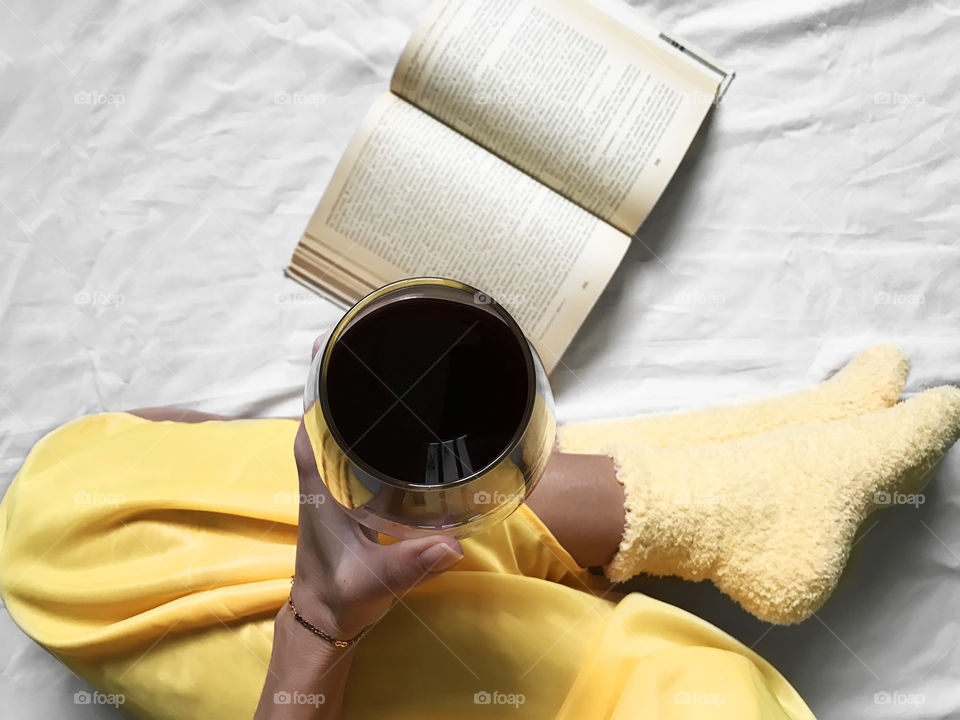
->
[0, 413, 814, 719]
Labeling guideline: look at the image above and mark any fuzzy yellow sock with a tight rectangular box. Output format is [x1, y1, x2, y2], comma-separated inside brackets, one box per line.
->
[559, 345, 908, 452]
[598, 386, 960, 624]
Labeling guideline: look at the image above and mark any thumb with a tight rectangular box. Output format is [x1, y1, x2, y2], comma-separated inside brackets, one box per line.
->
[376, 536, 464, 594]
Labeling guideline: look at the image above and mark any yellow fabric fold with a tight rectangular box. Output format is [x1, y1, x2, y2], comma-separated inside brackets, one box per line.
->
[0, 413, 814, 719]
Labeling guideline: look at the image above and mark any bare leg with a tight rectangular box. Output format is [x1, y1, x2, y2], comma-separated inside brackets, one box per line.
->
[525, 452, 624, 569]
[127, 407, 236, 422]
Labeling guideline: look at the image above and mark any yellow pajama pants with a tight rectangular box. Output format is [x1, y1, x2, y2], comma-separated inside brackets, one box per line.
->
[0, 413, 815, 719]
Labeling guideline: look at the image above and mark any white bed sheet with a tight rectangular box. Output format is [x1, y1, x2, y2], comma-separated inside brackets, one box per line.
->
[1, 0, 959, 717]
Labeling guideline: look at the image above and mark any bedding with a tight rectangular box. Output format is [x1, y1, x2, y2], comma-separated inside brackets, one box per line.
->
[1, 0, 958, 716]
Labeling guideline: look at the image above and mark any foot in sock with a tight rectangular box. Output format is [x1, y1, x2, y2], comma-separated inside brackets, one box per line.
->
[559, 345, 909, 453]
[599, 386, 960, 624]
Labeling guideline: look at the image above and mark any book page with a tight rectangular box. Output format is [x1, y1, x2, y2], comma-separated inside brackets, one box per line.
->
[288, 93, 629, 373]
[391, 0, 723, 235]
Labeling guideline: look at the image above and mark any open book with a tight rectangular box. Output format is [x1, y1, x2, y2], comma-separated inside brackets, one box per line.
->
[287, 0, 732, 372]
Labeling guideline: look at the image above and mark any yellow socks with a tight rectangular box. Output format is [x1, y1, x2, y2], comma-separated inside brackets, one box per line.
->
[559, 345, 908, 453]
[598, 387, 960, 624]
[557, 345, 960, 622]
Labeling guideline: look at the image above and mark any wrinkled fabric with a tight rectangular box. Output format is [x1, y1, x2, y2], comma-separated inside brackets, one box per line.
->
[0, 413, 813, 719]
[3, 0, 960, 716]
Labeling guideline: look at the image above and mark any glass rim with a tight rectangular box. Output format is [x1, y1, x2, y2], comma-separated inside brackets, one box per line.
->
[315, 277, 537, 490]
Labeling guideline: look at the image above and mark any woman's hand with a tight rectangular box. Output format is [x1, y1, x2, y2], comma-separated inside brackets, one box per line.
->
[256, 334, 464, 719]
[290, 334, 464, 639]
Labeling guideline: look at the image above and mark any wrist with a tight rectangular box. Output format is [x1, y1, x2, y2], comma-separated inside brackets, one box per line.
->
[257, 610, 355, 719]
[289, 578, 371, 644]
[275, 606, 350, 665]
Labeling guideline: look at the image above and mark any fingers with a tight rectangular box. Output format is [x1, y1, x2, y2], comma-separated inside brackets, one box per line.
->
[373, 535, 465, 595]
[418, 539, 464, 572]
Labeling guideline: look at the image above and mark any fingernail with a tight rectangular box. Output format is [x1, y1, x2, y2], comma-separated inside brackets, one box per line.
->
[419, 542, 463, 571]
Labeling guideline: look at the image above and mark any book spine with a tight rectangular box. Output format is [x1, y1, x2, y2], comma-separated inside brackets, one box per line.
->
[658, 32, 735, 101]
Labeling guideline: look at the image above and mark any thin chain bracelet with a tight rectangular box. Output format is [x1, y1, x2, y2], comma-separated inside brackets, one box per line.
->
[288, 577, 368, 649]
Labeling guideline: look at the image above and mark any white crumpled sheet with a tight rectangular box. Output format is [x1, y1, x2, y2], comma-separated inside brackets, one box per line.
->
[1, 0, 958, 717]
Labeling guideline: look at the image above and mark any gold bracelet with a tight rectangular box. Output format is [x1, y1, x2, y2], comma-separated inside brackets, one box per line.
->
[288, 578, 367, 649]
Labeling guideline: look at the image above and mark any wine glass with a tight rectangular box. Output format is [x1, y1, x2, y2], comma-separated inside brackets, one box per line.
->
[302, 277, 556, 539]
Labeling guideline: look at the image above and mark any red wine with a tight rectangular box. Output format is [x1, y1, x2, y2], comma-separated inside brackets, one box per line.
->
[324, 296, 530, 484]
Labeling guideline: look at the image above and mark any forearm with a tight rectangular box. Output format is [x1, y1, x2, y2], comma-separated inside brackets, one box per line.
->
[127, 407, 236, 422]
[255, 608, 357, 719]
[128, 407, 306, 423]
